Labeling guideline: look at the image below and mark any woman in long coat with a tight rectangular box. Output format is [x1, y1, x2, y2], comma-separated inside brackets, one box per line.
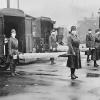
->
[67, 26, 81, 80]
[92, 29, 100, 67]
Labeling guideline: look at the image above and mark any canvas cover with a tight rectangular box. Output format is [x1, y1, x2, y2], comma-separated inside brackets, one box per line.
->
[0, 8, 25, 17]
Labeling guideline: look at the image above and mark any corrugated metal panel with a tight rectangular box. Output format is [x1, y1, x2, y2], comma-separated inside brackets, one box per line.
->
[0, 17, 4, 56]
[25, 17, 33, 53]
[32, 19, 41, 37]
[32, 17, 55, 51]
[25, 34, 33, 53]
[0, 8, 25, 17]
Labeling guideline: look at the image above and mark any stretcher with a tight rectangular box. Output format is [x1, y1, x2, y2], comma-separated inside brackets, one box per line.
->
[18, 45, 88, 63]
[19, 52, 67, 63]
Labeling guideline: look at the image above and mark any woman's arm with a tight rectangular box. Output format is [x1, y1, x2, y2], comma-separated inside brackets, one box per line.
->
[8, 38, 12, 56]
[67, 36, 75, 55]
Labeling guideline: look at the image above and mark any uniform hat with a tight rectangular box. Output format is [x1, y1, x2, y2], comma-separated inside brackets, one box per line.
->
[95, 29, 100, 33]
[11, 29, 16, 33]
[88, 29, 92, 31]
[52, 28, 56, 32]
[71, 26, 76, 31]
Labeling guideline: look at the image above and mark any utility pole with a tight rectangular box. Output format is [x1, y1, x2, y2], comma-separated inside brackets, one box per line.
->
[7, 0, 10, 8]
[98, 8, 100, 28]
[17, 0, 19, 9]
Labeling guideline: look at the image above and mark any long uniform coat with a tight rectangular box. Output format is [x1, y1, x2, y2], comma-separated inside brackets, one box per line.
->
[67, 34, 81, 69]
[92, 33, 100, 60]
[86, 33, 94, 48]
[86, 33, 95, 55]
[8, 37, 18, 56]
[8, 36, 18, 73]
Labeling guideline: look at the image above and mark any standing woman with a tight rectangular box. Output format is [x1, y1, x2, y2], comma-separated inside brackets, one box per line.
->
[86, 29, 94, 62]
[8, 29, 19, 76]
[67, 26, 81, 80]
[92, 29, 100, 67]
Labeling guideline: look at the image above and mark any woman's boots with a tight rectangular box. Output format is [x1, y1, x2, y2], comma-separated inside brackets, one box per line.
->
[94, 60, 99, 67]
[50, 58, 55, 65]
[10, 59, 16, 76]
[10, 62, 15, 76]
[71, 68, 78, 80]
[87, 55, 90, 62]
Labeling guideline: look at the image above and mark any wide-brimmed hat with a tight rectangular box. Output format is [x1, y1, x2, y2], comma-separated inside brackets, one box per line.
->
[71, 26, 76, 32]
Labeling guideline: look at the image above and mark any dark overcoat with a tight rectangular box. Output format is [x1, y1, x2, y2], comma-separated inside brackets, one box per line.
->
[8, 37, 18, 56]
[67, 34, 81, 69]
[85, 33, 95, 55]
[92, 33, 100, 60]
[86, 33, 94, 48]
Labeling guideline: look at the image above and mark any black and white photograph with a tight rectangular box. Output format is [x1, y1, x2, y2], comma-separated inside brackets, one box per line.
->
[0, 0, 100, 100]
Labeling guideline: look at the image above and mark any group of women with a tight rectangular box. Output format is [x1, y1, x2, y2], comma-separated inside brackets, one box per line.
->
[86, 28, 100, 67]
[67, 26, 100, 80]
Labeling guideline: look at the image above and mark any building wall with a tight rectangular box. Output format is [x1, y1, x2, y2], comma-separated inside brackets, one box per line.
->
[77, 17, 99, 43]
[62, 27, 68, 45]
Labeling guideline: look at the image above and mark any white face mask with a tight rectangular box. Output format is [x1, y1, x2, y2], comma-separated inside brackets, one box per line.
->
[11, 32, 16, 38]
[88, 31, 92, 34]
[72, 30, 77, 35]
[96, 32, 100, 34]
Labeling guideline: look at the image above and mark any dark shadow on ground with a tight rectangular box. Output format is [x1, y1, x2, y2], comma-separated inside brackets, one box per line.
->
[18, 58, 50, 66]
[86, 73, 100, 78]
[0, 70, 52, 97]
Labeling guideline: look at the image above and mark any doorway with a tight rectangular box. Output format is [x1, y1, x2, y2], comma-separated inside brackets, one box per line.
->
[4, 16, 25, 53]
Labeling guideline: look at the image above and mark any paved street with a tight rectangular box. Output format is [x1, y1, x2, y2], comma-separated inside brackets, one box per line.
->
[0, 52, 100, 100]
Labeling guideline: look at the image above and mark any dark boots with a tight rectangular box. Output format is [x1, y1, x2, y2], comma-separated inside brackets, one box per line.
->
[94, 60, 99, 67]
[10, 59, 16, 76]
[87, 55, 91, 62]
[71, 68, 78, 80]
[50, 58, 55, 65]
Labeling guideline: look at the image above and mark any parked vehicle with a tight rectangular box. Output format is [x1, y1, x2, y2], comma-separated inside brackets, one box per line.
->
[0, 8, 55, 70]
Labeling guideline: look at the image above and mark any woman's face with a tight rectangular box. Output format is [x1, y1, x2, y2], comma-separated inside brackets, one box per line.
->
[11, 32, 16, 38]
